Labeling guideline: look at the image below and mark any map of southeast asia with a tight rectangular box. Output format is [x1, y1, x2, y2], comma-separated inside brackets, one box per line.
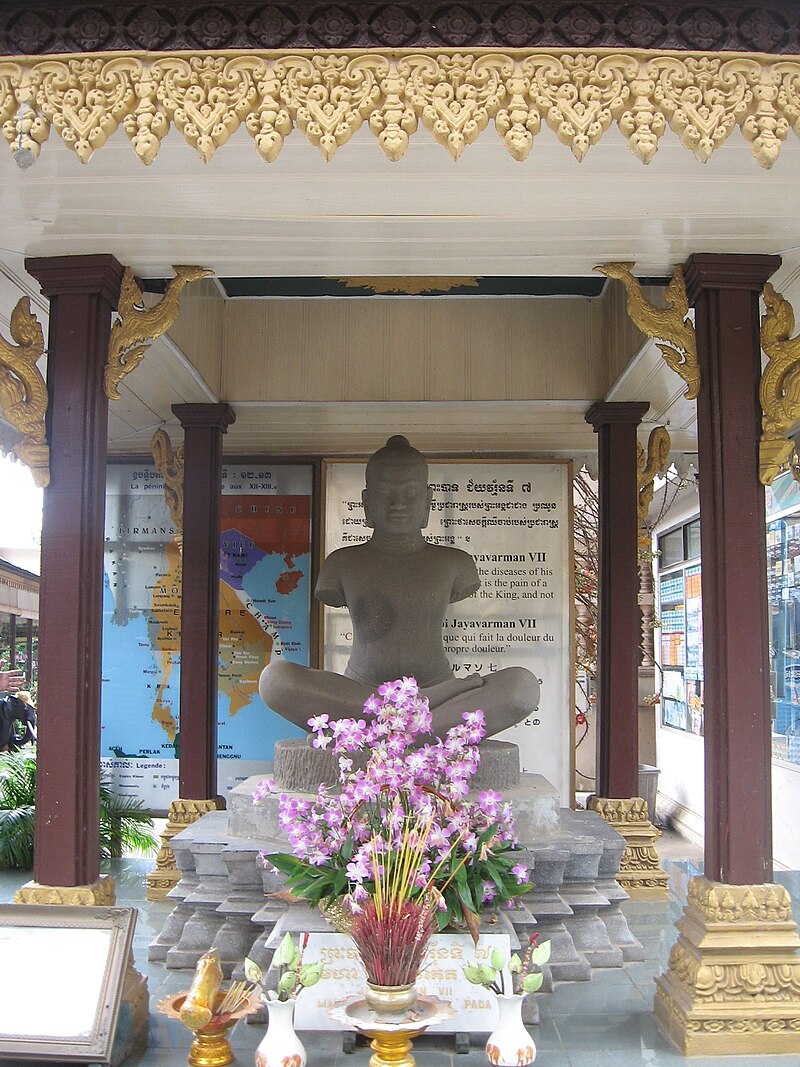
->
[101, 463, 312, 806]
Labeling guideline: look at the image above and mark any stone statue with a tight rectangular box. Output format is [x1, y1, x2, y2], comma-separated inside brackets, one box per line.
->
[259, 435, 539, 737]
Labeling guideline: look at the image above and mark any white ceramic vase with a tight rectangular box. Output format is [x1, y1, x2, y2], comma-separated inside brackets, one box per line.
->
[485, 992, 536, 1066]
[255, 997, 306, 1067]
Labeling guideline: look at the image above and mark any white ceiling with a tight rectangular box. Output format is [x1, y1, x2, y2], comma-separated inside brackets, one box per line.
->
[0, 118, 797, 459]
[0, 121, 797, 279]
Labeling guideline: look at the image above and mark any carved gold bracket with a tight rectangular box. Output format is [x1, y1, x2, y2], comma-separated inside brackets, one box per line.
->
[596, 262, 699, 401]
[759, 282, 800, 486]
[637, 426, 671, 540]
[151, 427, 184, 552]
[105, 264, 213, 400]
[0, 297, 49, 487]
[655, 876, 800, 1055]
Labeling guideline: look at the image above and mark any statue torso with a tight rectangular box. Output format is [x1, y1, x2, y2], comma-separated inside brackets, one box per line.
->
[316, 540, 479, 687]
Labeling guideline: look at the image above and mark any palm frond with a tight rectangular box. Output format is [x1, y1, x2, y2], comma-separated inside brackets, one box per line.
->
[0, 805, 35, 869]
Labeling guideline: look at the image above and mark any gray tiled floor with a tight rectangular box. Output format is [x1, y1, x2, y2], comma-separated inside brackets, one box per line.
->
[2, 842, 800, 1067]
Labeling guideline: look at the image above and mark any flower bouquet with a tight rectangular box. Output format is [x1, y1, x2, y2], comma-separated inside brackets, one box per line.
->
[257, 677, 531, 1001]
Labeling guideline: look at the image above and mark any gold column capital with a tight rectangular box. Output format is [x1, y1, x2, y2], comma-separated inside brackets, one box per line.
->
[14, 874, 116, 905]
[588, 795, 670, 899]
[655, 874, 800, 1056]
[146, 797, 220, 900]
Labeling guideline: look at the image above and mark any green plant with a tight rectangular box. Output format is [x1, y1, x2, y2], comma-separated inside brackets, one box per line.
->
[463, 937, 551, 996]
[244, 933, 323, 1002]
[0, 747, 158, 869]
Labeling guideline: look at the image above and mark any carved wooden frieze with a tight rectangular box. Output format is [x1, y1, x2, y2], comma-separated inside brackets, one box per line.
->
[0, 3, 799, 57]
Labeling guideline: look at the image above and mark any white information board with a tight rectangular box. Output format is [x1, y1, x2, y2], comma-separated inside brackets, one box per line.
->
[323, 461, 574, 802]
[294, 932, 511, 1032]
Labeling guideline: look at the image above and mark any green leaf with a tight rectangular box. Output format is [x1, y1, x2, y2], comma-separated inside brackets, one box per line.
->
[300, 962, 324, 988]
[267, 853, 302, 875]
[522, 972, 544, 994]
[333, 869, 347, 896]
[244, 957, 263, 984]
[530, 941, 551, 966]
[272, 932, 297, 968]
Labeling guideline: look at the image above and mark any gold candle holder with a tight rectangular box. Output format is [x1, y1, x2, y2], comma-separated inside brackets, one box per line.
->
[158, 990, 261, 1067]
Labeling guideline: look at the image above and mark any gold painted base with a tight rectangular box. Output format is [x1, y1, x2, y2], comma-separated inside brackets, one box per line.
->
[146, 798, 219, 900]
[187, 1029, 234, 1067]
[654, 875, 800, 1055]
[367, 1027, 424, 1067]
[588, 796, 670, 900]
[14, 874, 116, 905]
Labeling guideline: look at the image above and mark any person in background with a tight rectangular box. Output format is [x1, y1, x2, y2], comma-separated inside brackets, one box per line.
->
[0, 669, 24, 694]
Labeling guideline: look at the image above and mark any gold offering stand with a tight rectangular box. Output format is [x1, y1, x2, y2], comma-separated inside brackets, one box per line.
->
[158, 990, 261, 1067]
[328, 995, 452, 1067]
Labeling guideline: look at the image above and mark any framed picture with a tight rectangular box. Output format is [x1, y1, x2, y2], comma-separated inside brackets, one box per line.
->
[0, 904, 136, 1062]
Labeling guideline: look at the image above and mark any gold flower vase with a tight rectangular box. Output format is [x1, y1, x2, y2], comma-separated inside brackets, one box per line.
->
[364, 982, 417, 1018]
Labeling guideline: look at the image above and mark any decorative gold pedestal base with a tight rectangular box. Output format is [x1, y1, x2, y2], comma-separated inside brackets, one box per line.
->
[588, 796, 670, 899]
[654, 876, 800, 1055]
[367, 1027, 423, 1067]
[14, 874, 116, 905]
[146, 798, 219, 900]
[187, 1029, 234, 1067]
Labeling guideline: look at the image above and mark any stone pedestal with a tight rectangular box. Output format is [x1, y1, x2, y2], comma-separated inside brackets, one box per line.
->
[151, 740, 643, 1000]
[14, 875, 116, 905]
[654, 876, 800, 1055]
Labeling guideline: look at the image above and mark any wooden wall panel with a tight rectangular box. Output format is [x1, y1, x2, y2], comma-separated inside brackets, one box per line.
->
[220, 292, 643, 404]
[166, 279, 224, 396]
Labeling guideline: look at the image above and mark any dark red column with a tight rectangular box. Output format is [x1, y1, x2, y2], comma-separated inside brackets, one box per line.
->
[686, 253, 781, 885]
[586, 401, 649, 798]
[173, 403, 235, 800]
[26, 254, 124, 887]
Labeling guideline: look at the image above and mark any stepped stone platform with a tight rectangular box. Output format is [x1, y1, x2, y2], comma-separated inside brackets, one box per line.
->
[149, 737, 643, 1006]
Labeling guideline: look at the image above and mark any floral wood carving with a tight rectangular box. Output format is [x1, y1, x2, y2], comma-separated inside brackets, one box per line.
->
[596, 261, 699, 400]
[759, 282, 800, 486]
[1, 51, 800, 168]
[637, 426, 671, 525]
[151, 427, 184, 548]
[105, 265, 213, 400]
[0, 297, 49, 488]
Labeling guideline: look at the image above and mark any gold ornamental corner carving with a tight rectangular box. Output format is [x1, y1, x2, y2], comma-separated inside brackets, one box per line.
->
[596, 262, 699, 401]
[0, 51, 800, 168]
[151, 428, 184, 552]
[146, 797, 219, 901]
[654, 875, 800, 1056]
[637, 426, 671, 526]
[336, 276, 480, 295]
[759, 282, 800, 486]
[588, 796, 670, 900]
[105, 264, 213, 401]
[0, 296, 49, 488]
[14, 875, 116, 906]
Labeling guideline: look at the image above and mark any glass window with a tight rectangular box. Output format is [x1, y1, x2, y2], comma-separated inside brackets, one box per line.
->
[659, 527, 684, 568]
[685, 520, 701, 561]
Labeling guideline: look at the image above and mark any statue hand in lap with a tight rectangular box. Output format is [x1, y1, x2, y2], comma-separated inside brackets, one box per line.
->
[259, 435, 539, 738]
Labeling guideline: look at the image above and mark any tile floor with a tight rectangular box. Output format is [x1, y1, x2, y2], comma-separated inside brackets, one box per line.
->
[2, 838, 799, 1067]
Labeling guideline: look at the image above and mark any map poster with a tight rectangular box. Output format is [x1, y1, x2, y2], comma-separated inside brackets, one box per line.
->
[101, 462, 312, 810]
[322, 461, 574, 803]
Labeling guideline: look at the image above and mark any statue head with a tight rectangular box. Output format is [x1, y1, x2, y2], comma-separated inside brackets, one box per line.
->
[363, 435, 432, 536]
